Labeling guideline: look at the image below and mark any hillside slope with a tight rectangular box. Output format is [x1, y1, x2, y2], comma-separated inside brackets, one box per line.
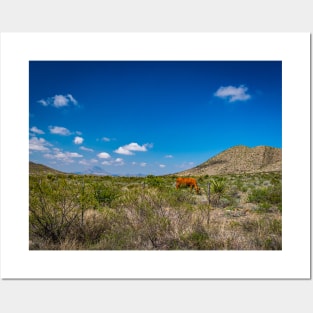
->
[177, 145, 282, 176]
[29, 161, 64, 175]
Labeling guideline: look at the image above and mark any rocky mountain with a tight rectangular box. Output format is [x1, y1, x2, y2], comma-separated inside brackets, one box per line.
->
[176, 145, 282, 176]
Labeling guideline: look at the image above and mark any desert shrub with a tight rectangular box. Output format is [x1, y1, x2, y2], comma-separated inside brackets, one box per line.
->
[100, 187, 207, 250]
[93, 182, 121, 206]
[115, 189, 176, 249]
[168, 188, 198, 206]
[248, 183, 281, 212]
[30, 177, 79, 244]
[144, 175, 166, 188]
[29, 176, 98, 246]
[239, 216, 282, 250]
[79, 209, 114, 247]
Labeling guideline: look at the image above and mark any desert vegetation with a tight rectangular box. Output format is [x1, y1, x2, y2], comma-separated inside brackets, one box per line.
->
[29, 172, 281, 250]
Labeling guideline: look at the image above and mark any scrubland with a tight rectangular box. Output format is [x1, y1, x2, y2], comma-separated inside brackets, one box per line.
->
[29, 172, 282, 250]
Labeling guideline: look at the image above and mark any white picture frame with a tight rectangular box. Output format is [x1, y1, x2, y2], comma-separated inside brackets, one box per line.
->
[0, 32, 310, 279]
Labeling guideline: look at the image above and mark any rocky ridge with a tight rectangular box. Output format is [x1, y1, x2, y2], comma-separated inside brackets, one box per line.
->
[177, 145, 282, 176]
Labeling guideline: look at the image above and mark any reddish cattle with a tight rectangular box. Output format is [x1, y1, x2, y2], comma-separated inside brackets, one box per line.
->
[176, 177, 200, 194]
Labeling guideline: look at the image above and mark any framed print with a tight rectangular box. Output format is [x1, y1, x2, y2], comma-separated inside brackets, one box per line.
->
[0, 32, 310, 279]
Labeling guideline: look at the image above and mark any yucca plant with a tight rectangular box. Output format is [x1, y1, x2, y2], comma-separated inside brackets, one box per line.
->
[210, 178, 227, 206]
[211, 178, 226, 193]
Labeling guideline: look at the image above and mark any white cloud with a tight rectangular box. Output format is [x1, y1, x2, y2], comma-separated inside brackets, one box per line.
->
[43, 154, 53, 159]
[114, 146, 134, 155]
[102, 137, 111, 142]
[79, 158, 98, 166]
[44, 150, 83, 163]
[214, 85, 251, 102]
[97, 152, 111, 159]
[159, 164, 166, 168]
[114, 142, 152, 155]
[101, 161, 111, 166]
[53, 95, 69, 108]
[49, 126, 71, 136]
[54, 152, 82, 159]
[30, 126, 45, 135]
[80, 146, 94, 152]
[114, 158, 124, 166]
[67, 152, 82, 158]
[140, 162, 147, 167]
[29, 137, 51, 151]
[165, 154, 173, 158]
[38, 94, 78, 108]
[79, 159, 89, 166]
[67, 94, 78, 105]
[37, 99, 48, 106]
[74, 136, 84, 144]
[102, 158, 125, 166]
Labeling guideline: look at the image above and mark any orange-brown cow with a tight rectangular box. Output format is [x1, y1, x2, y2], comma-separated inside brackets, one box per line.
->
[176, 177, 200, 194]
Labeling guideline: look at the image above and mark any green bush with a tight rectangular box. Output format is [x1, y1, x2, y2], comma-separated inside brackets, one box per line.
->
[93, 182, 120, 206]
[144, 175, 165, 188]
[29, 176, 98, 245]
[248, 184, 281, 211]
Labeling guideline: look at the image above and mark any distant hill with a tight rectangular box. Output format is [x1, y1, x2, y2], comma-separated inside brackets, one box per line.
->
[29, 162, 146, 177]
[75, 166, 112, 176]
[29, 161, 65, 175]
[176, 145, 282, 176]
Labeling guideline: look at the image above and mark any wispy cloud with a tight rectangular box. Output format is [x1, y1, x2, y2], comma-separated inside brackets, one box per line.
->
[159, 164, 166, 168]
[74, 136, 84, 144]
[30, 126, 45, 135]
[165, 154, 173, 158]
[37, 94, 78, 108]
[102, 137, 111, 142]
[44, 149, 83, 163]
[114, 142, 152, 155]
[80, 146, 94, 152]
[79, 158, 98, 166]
[78, 159, 89, 166]
[177, 161, 195, 169]
[66, 94, 78, 105]
[214, 85, 251, 102]
[29, 137, 51, 151]
[102, 158, 125, 166]
[37, 99, 48, 106]
[49, 126, 71, 136]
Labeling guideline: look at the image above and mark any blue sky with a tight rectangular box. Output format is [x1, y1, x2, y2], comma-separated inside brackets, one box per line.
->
[29, 61, 282, 175]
